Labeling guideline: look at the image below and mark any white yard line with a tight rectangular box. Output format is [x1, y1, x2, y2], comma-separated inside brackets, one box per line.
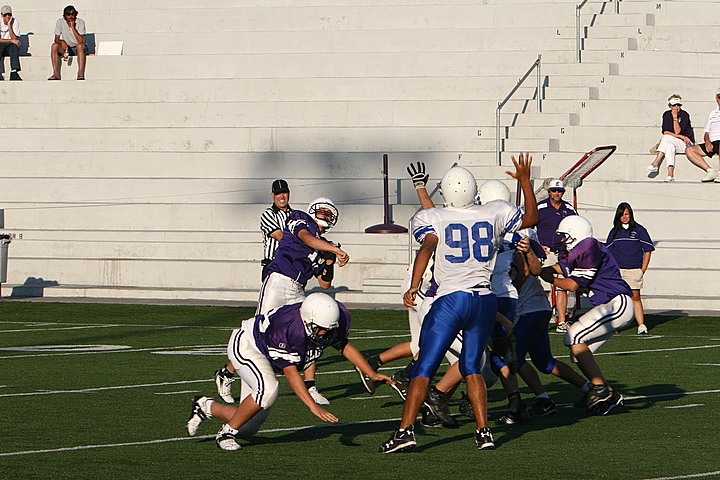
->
[0, 387, 718, 459]
[644, 471, 720, 480]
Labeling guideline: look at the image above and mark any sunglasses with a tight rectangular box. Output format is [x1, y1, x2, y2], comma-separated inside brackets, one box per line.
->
[548, 189, 565, 193]
[65, 12, 77, 16]
[2, 13, 11, 17]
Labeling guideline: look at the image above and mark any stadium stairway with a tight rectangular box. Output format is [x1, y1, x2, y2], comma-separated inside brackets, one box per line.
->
[0, 0, 718, 312]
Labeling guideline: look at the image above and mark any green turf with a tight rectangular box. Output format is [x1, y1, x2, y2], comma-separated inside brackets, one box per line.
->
[0, 302, 719, 479]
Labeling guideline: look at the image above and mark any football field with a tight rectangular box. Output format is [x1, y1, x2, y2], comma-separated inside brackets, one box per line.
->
[1, 301, 719, 480]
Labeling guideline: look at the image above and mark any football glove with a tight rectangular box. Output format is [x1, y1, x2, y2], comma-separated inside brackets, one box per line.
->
[407, 162, 429, 189]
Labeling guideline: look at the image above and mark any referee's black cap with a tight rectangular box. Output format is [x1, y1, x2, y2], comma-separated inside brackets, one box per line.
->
[272, 179, 290, 194]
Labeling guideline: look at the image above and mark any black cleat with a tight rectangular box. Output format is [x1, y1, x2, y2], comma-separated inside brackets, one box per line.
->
[355, 363, 377, 395]
[389, 370, 410, 400]
[585, 384, 613, 411]
[421, 408, 443, 428]
[529, 397, 557, 416]
[592, 388, 624, 416]
[475, 427, 495, 450]
[424, 387, 458, 428]
[498, 392, 529, 425]
[379, 426, 417, 454]
[459, 391, 474, 418]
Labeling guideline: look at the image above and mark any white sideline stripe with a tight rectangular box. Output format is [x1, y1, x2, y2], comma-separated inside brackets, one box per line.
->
[696, 363, 720, 366]
[2, 341, 720, 399]
[155, 390, 199, 395]
[0, 344, 223, 360]
[594, 344, 720, 357]
[349, 394, 393, 401]
[644, 471, 720, 480]
[0, 379, 209, 398]
[1, 387, 720, 458]
[0, 325, 121, 334]
[665, 404, 704, 409]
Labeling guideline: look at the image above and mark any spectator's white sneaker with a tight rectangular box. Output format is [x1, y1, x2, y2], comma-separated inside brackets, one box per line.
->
[637, 324, 648, 334]
[663, 176, 675, 182]
[715, 176, 720, 183]
[308, 386, 330, 405]
[645, 165, 659, 174]
[701, 168, 718, 182]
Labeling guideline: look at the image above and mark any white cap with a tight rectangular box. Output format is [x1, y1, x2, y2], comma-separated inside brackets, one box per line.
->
[716, 87, 720, 95]
[669, 98, 682, 106]
[548, 179, 565, 191]
[1, 5, 12, 15]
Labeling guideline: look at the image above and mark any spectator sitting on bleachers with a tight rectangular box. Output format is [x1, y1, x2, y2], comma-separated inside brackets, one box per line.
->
[645, 94, 694, 182]
[685, 87, 720, 183]
[48, 5, 87, 81]
[0, 5, 22, 81]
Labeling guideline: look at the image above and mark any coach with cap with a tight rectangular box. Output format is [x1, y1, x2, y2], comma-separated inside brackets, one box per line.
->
[537, 179, 577, 332]
[259, 179, 293, 281]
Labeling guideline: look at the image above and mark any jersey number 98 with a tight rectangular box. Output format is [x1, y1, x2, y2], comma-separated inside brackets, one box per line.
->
[444, 222, 493, 263]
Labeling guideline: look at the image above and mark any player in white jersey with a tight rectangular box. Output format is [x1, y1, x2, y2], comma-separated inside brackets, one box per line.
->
[379, 153, 538, 454]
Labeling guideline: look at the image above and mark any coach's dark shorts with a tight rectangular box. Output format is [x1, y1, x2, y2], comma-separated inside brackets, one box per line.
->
[699, 140, 720, 158]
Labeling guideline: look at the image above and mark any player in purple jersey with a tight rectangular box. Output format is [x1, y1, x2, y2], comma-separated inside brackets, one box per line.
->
[540, 216, 634, 416]
[214, 198, 350, 406]
[188, 293, 392, 451]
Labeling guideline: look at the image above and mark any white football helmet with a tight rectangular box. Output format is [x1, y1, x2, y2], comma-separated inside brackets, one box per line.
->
[556, 215, 593, 252]
[440, 166, 477, 208]
[307, 197, 339, 231]
[478, 179, 511, 204]
[300, 293, 340, 346]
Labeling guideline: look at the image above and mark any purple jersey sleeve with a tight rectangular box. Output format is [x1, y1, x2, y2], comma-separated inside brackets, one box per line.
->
[559, 238, 632, 305]
[267, 210, 327, 286]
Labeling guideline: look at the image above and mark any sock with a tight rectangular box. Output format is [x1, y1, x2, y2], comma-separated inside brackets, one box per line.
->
[368, 355, 382, 371]
[401, 360, 416, 377]
[582, 381, 591, 393]
[536, 393, 550, 400]
[218, 423, 239, 436]
[304, 379, 316, 389]
[507, 391, 522, 412]
[201, 398, 214, 418]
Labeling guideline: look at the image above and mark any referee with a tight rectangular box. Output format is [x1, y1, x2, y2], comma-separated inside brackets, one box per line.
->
[259, 179, 293, 281]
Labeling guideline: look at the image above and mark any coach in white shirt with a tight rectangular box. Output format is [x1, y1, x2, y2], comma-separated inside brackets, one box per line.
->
[686, 87, 720, 183]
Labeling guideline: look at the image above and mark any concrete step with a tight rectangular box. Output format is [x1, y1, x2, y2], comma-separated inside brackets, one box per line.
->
[0, 77, 545, 104]
[20, 29, 575, 57]
[586, 50, 720, 77]
[0, 126, 502, 153]
[9, 50, 574, 81]
[0, 99, 539, 129]
[0, 151, 505, 179]
[15, 5, 583, 33]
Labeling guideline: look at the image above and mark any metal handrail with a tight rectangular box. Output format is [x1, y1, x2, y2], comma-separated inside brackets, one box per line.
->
[495, 54, 543, 166]
[576, 0, 621, 63]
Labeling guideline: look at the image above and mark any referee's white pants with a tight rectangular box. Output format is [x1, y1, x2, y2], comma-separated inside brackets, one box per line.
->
[564, 294, 634, 353]
[256, 272, 305, 316]
[658, 134, 687, 167]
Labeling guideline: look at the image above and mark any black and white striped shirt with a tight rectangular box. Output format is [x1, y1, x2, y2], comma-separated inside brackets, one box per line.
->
[260, 204, 293, 262]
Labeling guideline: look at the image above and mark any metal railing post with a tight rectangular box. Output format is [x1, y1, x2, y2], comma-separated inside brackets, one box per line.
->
[495, 104, 501, 165]
[495, 55, 542, 166]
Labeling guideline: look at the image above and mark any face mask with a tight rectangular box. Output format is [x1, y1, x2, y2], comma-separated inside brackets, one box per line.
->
[622, 223, 630, 230]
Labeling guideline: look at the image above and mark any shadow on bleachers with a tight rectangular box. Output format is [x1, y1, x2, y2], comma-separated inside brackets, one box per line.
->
[11, 277, 60, 298]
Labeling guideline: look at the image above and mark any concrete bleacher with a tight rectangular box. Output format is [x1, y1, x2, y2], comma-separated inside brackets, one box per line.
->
[1, 0, 719, 312]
